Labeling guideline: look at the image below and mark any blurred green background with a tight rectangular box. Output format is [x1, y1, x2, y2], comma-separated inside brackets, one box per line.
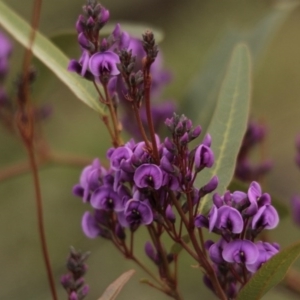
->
[1, 0, 300, 299]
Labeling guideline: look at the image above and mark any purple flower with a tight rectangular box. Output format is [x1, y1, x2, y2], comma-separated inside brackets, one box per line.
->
[222, 240, 259, 265]
[209, 239, 227, 264]
[109, 146, 133, 170]
[194, 144, 214, 172]
[291, 195, 300, 226]
[73, 158, 106, 202]
[89, 51, 120, 77]
[68, 50, 93, 80]
[252, 205, 279, 230]
[134, 164, 163, 189]
[145, 241, 158, 264]
[90, 185, 123, 212]
[118, 199, 153, 229]
[215, 206, 244, 234]
[81, 211, 101, 238]
[246, 241, 279, 273]
[166, 204, 176, 223]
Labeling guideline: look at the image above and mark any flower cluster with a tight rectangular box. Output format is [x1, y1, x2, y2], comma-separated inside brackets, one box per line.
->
[235, 121, 272, 182]
[68, 0, 174, 139]
[60, 247, 90, 300]
[73, 113, 216, 234]
[196, 181, 279, 298]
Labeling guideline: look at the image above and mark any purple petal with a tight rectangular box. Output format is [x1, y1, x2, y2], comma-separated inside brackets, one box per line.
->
[89, 51, 120, 76]
[134, 164, 163, 190]
[208, 205, 218, 232]
[81, 212, 100, 238]
[222, 240, 259, 264]
[90, 186, 123, 212]
[252, 205, 279, 230]
[248, 181, 262, 203]
[215, 206, 244, 233]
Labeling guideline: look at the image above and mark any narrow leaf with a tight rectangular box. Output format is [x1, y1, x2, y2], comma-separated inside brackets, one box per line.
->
[0, 1, 104, 114]
[228, 179, 290, 219]
[182, 2, 297, 133]
[198, 44, 252, 214]
[237, 241, 300, 300]
[98, 269, 135, 300]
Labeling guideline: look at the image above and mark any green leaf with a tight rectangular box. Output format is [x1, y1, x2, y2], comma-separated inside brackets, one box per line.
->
[182, 2, 298, 134]
[198, 44, 252, 214]
[0, 1, 105, 114]
[170, 234, 190, 255]
[237, 241, 300, 300]
[228, 179, 290, 219]
[98, 269, 135, 300]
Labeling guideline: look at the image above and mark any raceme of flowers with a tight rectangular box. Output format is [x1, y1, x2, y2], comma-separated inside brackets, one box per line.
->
[69, 1, 281, 299]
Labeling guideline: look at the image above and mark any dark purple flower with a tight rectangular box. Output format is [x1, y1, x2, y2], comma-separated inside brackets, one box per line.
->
[68, 50, 93, 80]
[89, 51, 120, 77]
[194, 144, 214, 172]
[252, 205, 279, 230]
[194, 214, 208, 228]
[81, 211, 101, 238]
[117, 199, 153, 229]
[222, 240, 259, 265]
[90, 185, 123, 212]
[215, 206, 244, 234]
[291, 195, 300, 226]
[134, 164, 163, 190]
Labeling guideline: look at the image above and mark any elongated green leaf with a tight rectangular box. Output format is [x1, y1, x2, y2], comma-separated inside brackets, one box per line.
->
[198, 44, 251, 214]
[0, 1, 104, 114]
[237, 241, 300, 300]
[228, 179, 290, 219]
[98, 269, 135, 300]
[182, 1, 297, 134]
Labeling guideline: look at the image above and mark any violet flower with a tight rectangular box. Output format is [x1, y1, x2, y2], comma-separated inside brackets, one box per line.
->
[134, 164, 163, 190]
[89, 51, 120, 78]
[222, 239, 259, 265]
[118, 199, 153, 229]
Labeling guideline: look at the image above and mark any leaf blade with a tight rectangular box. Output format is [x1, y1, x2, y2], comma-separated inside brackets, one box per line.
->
[237, 241, 300, 300]
[198, 44, 252, 213]
[0, 1, 104, 114]
[98, 269, 135, 300]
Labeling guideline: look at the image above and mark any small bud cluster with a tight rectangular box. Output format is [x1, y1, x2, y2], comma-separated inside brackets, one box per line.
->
[69, 0, 173, 139]
[235, 121, 272, 182]
[196, 181, 279, 298]
[61, 247, 90, 300]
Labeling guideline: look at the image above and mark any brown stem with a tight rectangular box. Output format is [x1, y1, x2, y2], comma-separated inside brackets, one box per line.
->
[26, 144, 58, 300]
[132, 103, 151, 149]
[285, 268, 300, 294]
[143, 70, 159, 161]
[103, 83, 123, 147]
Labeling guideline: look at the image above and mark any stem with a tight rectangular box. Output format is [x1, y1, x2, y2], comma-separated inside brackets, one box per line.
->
[143, 70, 159, 161]
[103, 83, 123, 147]
[132, 103, 151, 149]
[27, 144, 58, 300]
[0, 151, 94, 182]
